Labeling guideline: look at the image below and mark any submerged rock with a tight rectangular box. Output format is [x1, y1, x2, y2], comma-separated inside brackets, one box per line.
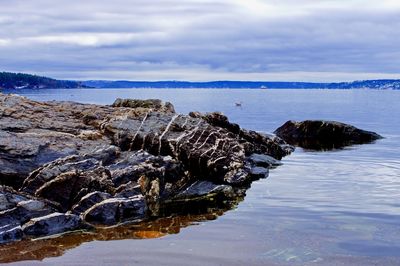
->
[274, 120, 383, 150]
[0, 93, 293, 244]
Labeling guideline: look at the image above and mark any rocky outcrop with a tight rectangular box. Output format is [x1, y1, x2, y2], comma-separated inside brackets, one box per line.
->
[0, 93, 293, 244]
[274, 120, 383, 150]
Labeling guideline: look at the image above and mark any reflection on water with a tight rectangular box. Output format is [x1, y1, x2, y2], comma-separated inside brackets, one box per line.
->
[2, 89, 400, 265]
[283, 138, 381, 151]
[0, 210, 226, 263]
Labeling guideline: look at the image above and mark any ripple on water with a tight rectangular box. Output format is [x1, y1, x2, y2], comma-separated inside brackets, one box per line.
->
[2, 89, 399, 265]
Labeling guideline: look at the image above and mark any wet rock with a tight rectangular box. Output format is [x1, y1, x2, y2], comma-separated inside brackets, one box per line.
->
[83, 196, 146, 225]
[17, 200, 48, 212]
[0, 93, 295, 244]
[102, 111, 291, 186]
[199, 112, 293, 158]
[170, 181, 237, 203]
[33, 169, 114, 212]
[249, 167, 269, 180]
[22, 213, 85, 237]
[0, 186, 28, 211]
[0, 187, 55, 231]
[248, 153, 283, 168]
[114, 182, 141, 198]
[274, 120, 383, 150]
[0, 226, 22, 244]
[0, 186, 67, 242]
[160, 180, 243, 216]
[21, 156, 102, 194]
[71, 191, 112, 214]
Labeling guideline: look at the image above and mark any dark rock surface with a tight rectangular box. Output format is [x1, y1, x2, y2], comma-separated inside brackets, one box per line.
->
[274, 120, 383, 150]
[0, 93, 293, 244]
[22, 213, 86, 237]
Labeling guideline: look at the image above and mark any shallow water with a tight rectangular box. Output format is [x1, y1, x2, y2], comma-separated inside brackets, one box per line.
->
[2, 89, 400, 265]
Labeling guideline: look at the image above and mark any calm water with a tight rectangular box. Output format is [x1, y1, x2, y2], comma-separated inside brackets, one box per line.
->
[3, 89, 400, 266]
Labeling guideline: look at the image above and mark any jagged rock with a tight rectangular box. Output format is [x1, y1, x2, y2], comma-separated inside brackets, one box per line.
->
[0, 94, 114, 188]
[20, 149, 187, 219]
[83, 196, 146, 225]
[21, 156, 102, 194]
[0, 187, 55, 230]
[71, 191, 112, 214]
[0, 93, 386, 258]
[0, 186, 58, 242]
[0, 93, 295, 245]
[22, 213, 86, 237]
[34, 169, 114, 212]
[275, 120, 383, 150]
[101, 110, 291, 186]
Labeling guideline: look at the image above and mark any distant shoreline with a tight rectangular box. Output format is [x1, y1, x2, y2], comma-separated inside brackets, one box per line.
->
[83, 80, 400, 90]
[1, 71, 399, 90]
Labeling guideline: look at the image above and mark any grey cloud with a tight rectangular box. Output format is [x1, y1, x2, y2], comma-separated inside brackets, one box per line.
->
[1, 0, 400, 81]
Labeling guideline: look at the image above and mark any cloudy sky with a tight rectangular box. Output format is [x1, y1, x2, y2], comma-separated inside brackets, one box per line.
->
[1, 0, 400, 81]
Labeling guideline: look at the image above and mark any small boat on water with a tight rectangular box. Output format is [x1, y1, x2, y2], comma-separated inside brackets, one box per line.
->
[235, 101, 242, 107]
[260, 85, 268, 89]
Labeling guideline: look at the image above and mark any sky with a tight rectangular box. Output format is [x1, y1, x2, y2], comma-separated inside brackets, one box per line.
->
[1, 0, 400, 82]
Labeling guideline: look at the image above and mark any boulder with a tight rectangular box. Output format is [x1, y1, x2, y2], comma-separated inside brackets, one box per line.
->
[274, 120, 383, 150]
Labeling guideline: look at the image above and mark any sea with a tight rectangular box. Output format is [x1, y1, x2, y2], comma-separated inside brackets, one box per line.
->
[2, 88, 400, 266]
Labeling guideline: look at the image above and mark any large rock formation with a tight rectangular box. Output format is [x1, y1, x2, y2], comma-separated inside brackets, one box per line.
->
[274, 120, 383, 150]
[0, 93, 293, 244]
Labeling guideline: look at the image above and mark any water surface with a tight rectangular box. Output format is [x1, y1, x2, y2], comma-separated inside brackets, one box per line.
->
[3, 89, 400, 265]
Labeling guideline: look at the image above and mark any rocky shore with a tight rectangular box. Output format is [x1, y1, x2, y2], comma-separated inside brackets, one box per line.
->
[0, 93, 294, 244]
[0, 93, 382, 247]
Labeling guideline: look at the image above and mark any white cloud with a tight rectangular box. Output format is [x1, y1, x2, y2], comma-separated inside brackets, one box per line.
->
[21, 32, 166, 47]
[0, 38, 10, 46]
